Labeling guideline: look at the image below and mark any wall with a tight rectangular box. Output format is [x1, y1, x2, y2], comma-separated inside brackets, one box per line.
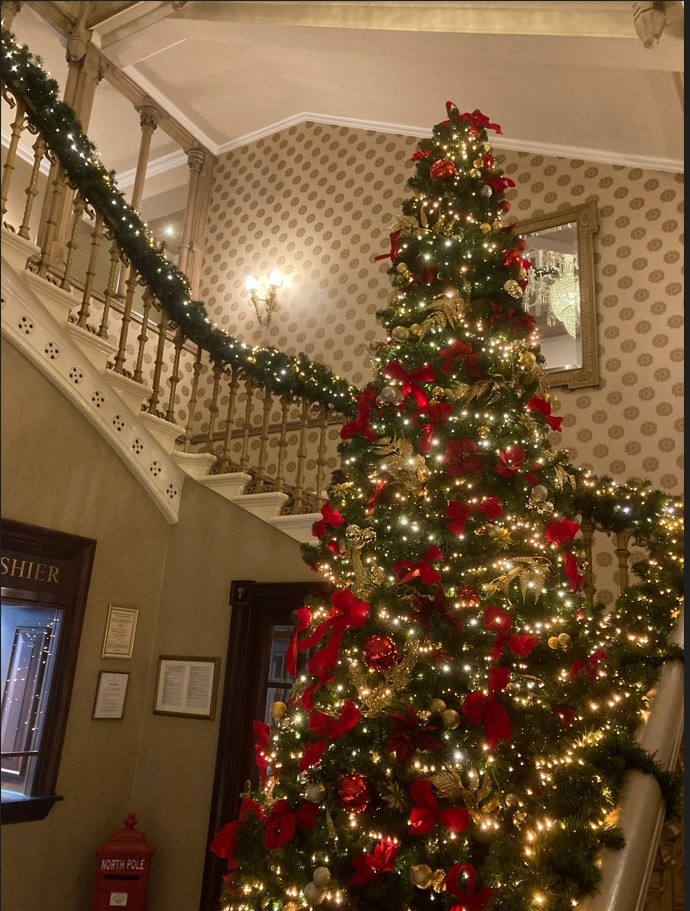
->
[1, 338, 314, 911]
[196, 120, 683, 498]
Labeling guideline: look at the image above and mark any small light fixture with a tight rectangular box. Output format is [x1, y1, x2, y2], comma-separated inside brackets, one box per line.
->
[244, 269, 283, 327]
[632, 0, 667, 48]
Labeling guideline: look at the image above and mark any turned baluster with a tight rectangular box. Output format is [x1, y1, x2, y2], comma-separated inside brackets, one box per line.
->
[274, 395, 291, 493]
[239, 378, 256, 473]
[165, 329, 185, 423]
[1, 92, 26, 224]
[216, 366, 240, 473]
[146, 309, 170, 417]
[75, 210, 103, 328]
[98, 240, 123, 339]
[112, 269, 141, 374]
[314, 405, 329, 506]
[18, 135, 47, 240]
[183, 346, 204, 453]
[253, 387, 274, 493]
[132, 290, 154, 383]
[292, 398, 310, 515]
[36, 161, 69, 278]
[580, 518, 595, 606]
[201, 361, 223, 455]
[60, 193, 88, 291]
[614, 528, 633, 594]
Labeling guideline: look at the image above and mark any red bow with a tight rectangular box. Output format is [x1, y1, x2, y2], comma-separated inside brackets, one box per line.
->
[366, 478, 388, 512]
[411, 148, 431, 163]
[412, 401, 452, 452]
[299, 700, 361, 771]
[544, 518, 580, 545]
[462, 667, 512, 751]
[305, 590, 370, 688]
[210, 797, 263, 871]
[394, 544, 443, 586]
[460, 108, 502, 135]
[487, 174, 515, 195]
[563, 552, 585, 591]
[341, 389, 378, 442]
[264, 799, 318, 850]
[312, 501, 345, 538]
[495, 445, 526, 478]
[349, 838, 399, 886]
[484, 606, 539, 663]
[388, 704, 443, 764]
[384, 361, 436, 409]
[253, 721, 271, 783]
[526, 395, 563, 432]
[408, 779, 469, 835]
[285, 606, 312, 676]
[569, 650, 608, 683]
[374, 229, 401, 263]
[444, 438, 486, 476]
[438, 339, 482, 378]
[446, 862, 501, 911]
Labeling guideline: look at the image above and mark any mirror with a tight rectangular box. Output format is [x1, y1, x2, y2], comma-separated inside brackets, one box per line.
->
[513, 200, 599, 389]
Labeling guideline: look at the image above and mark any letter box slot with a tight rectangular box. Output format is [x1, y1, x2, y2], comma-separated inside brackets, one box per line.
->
[91, 813, 155, 911]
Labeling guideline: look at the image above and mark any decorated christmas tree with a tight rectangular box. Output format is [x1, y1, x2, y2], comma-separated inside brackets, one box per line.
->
[211, 103, 681, 911]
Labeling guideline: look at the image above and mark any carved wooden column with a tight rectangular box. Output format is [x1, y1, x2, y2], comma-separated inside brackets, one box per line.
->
[1, 1, 22, 29]
[177, 148, 205, 279]
[187, 152, 215, 294]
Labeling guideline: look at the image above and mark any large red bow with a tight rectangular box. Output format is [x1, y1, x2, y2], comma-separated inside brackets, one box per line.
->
[563, 552, 585, 591]
[408, 779, 469, 835]
[462, 667, 512, 751]
[394, 544, 444, 586]
[460, 108, 502, 135]
[487, 175, 516, 195]
[446, 862, 501, 911]
[341, 389, 378, 442]
[253, 720, 271, 783]
[349, 838, 399, 886]
[210, 797, 263, 871]
[264, 799, 318, 850]
[569, 650, 608, 683]
[306, 590, 370, 686]
[544, 518, 580, 545]
[312, 501, 345, 538]
[299, 700, 362, 771]
[384, 360, 436, 409]
[438, 339, 482, 378]
[526, 395, 563, 432]
[374, 229, 401, 263]
[444, 438, 486, 476]
[484, 606, 539, 663]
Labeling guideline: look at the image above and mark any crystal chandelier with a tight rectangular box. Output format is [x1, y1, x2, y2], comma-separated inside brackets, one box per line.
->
[522, 250, 580, 339]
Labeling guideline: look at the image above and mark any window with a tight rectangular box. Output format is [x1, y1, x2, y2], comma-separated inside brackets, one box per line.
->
[1, 519, 95, 824]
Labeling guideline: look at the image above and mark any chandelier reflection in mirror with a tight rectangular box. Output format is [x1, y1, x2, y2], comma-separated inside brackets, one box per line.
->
[523, 248, 580, 339]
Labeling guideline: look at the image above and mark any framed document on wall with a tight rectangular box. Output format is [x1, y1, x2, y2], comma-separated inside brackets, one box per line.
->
[101, 604, 138, 659]
[153, 656, 220, 720]
[92, 671, 130, 720]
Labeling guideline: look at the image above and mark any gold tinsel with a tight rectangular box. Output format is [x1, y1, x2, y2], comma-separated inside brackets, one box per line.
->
[372, 436, 429, 496]
[483, 556, 552, 601]
[430, 766, 502, 825]
[349, 640, 419, 716]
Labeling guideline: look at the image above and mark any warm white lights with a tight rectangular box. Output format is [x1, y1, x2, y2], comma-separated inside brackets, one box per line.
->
[244, 269, 284, 327]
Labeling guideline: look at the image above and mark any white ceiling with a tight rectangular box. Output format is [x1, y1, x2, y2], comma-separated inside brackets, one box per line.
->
[4, 1, 684, 218]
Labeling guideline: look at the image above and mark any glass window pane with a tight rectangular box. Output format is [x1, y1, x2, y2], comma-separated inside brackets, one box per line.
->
[1, 601, 62, 796]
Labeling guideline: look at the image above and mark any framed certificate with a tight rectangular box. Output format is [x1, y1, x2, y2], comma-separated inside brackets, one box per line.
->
[101, 605, 138, 659]
[153, 656, 220, 720]
[92, 671, 130, 720]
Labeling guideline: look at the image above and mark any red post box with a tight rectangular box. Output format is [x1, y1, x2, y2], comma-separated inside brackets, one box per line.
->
[92, 812, 155, 911]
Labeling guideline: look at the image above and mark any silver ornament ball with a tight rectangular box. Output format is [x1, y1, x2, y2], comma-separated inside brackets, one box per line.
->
[303, 882, 325, 906]
[313, 867, 332, 887]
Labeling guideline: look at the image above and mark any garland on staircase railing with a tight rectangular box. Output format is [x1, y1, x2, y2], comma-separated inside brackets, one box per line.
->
[0, 28, 358, 417]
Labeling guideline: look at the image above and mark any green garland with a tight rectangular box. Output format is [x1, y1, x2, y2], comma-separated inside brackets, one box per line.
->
[0, 28, 358, 417]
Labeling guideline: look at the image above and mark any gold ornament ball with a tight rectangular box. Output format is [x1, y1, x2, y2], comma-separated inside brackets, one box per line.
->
[441, 708, 461, 730]
[548, 636, 561, 650]
[369, 339, 386, 353]
[503, 279, 522, 298]
[469, 168, 481, 178]
[520, 351, 537, 368]
[492, 219, 502, 231]
[428, 697, 447, 714]
[409, 323, 423, 338]
[480, 223, 492, 234]
[313, 867, 331, 887]
[391, 326, 410, 343]
[270, 701, 287, 720]
[543, 393, 552, 403]
[409, 864, 434, 889]
[477, 425, 491, 439]
[558, 633, 572, 649]
[473, 157, 483, 168]
[303, 882, 325, 906]
[531, 485, 549, 502]
[505, 793, 519, 807]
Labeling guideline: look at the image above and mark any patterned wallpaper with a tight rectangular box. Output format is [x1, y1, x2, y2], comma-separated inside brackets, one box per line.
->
[193, 121, 683, 600]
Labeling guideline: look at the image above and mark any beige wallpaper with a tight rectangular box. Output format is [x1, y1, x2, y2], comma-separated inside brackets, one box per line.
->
[196, 121, 683, 503]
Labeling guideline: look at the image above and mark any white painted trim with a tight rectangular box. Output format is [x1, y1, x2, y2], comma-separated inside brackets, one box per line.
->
[0, 129, 51, 175]
[115, 147, 189, 188]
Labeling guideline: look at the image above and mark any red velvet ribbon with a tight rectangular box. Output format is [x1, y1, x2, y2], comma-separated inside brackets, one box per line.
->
[460, 108, 503, 135]
[483, 606, 539, 663]
[374, 229, 401, 263]
[341, 389, 378, 442]
[487, 174, 516, 194]
[563, 552, 585, 591]
[264, 799, 318, 850]
[384, 360, 436, 409]
[446, 862, 501, 911]
[394, 544, 443, 586]
[299, 700, 361, 772]
[569, 650, 608, 683]
[253, 720, 271, 783]
[285, 606, 313, 677]
[526, 395, 563, 432]
[462, 666, 512, 751]
[412, 401, 451, 452]
[349, 838, 399, 887]
[544, 518, 580, 545]
[210, 797, 263, 871]
[366, 478, 388, 512]
[408, 779, 469, 835]
[312, 501, 345, 538]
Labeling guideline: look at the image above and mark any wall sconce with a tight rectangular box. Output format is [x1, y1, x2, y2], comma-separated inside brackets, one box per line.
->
[632, 0, 667, 48]
[244, 269, 283, 327]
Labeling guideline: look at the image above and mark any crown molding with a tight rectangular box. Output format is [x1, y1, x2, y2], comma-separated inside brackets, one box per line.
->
[115, 147, 189, 188]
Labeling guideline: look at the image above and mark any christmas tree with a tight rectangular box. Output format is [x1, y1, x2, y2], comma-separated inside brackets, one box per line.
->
[212, 103, 680, 911]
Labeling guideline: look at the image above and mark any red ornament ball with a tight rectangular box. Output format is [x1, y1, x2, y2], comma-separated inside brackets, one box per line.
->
[430, 159, 457, 180]
[500, 199, 511, 212]
[337, 773, 372, 813]
[362, 635, 399, 671]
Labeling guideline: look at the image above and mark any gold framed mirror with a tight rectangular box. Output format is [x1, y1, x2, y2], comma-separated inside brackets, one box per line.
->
[513, 200, 599, 389]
